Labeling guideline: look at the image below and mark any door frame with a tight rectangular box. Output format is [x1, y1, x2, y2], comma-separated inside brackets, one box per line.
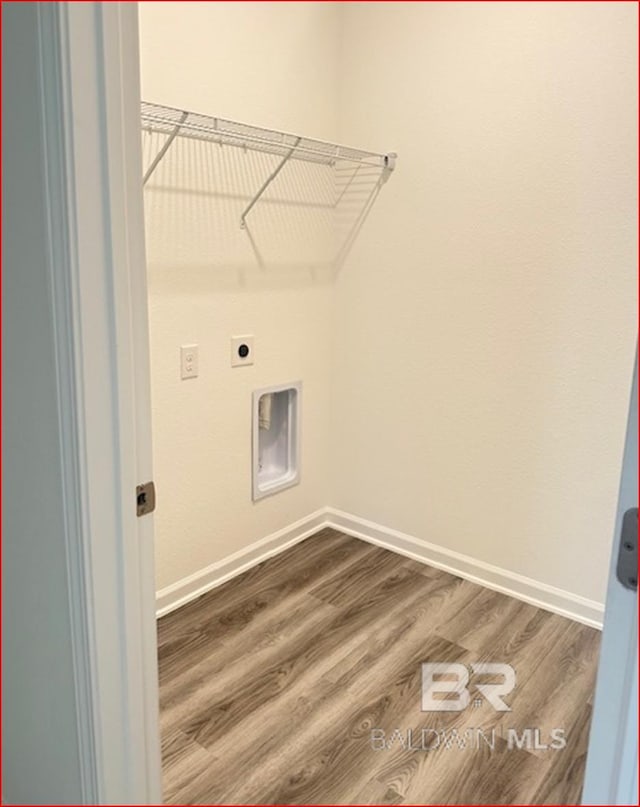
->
[582, 355, 638, 805]
[39, 2, 161, 802]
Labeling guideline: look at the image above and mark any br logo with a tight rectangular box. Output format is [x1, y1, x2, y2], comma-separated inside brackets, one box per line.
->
[421, 662, 516, 712]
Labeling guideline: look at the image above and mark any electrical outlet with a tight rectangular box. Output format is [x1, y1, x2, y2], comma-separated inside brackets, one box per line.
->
[181, 344, 198, 379]
[231, 336, 254, 367]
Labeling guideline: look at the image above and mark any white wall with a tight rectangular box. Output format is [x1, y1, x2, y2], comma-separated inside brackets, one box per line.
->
[139, 2, 339, 590]
[332, 1, 638, 603]
[140, 2, 636, 607]
[2, 4, 83, 802]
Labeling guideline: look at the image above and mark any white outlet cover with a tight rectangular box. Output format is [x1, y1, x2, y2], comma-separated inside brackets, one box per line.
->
[231, 335, 254, 367]
[180, 344, 198, 379]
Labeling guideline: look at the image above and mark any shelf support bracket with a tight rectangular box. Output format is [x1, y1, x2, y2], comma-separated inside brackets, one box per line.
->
[143, 110, 188, 185]
[240, 137, 301, 229]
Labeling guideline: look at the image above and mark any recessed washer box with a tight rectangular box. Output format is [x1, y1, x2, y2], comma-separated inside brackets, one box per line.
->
[252, 382, 301, 501]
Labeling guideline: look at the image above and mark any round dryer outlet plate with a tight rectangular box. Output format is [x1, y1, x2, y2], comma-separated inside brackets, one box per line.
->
[231, 335, 254, 367]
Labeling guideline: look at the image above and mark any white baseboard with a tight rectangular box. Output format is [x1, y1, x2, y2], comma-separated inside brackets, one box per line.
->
[325, 508, 604, 629]
[156, 505, 604, 629]
[155, 508, 329, 617]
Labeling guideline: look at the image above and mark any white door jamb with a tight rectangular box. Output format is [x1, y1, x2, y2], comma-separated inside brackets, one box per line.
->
[39, 2, 162, 802]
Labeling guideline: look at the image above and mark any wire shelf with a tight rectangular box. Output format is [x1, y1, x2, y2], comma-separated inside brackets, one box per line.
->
[142, 101, 395, 171]
[141, 100, 396, 229]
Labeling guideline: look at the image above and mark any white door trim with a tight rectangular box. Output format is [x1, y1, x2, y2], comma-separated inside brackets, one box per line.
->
[582, 354, 638, 805]
[39, 3, 161, 802]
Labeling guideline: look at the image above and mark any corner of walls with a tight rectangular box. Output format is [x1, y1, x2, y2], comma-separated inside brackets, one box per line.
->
[157, 505, 604, 629]
[144, 3, 633, 620]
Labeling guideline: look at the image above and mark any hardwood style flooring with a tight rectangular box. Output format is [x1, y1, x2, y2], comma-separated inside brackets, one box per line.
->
[157, 529, 600, 805]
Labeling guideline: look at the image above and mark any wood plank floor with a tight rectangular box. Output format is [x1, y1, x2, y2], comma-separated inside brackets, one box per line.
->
[157, 529, 600, 805]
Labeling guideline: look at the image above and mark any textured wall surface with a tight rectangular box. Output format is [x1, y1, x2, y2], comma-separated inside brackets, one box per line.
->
[332, 1, 637, 603]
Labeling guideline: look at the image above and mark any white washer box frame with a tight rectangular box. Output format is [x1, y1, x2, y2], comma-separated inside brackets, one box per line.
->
[252, 381, 301, 501]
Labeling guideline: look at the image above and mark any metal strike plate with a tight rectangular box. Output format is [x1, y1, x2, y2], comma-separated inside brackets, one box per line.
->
[136, 481, 156, 517]
[616, 507, 637, 591]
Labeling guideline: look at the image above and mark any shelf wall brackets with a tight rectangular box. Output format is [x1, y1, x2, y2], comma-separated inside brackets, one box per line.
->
[143, 110, 188, 185]
[239, 136, 302, 229]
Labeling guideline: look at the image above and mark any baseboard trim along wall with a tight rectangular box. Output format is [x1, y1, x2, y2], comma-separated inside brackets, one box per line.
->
[326, 508, 604, 629]
[156, 506, 604, 629]
[155, 508, 329, 618]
